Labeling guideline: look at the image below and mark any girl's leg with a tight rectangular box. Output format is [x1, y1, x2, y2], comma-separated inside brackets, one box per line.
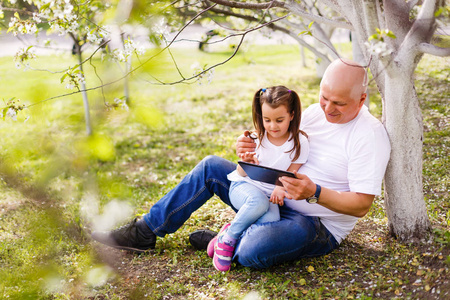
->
[233, 205, 339, 269]
[144, 155, 237, 237]
[227, 181, 279, 240]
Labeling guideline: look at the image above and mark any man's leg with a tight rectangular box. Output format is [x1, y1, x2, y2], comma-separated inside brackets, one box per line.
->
[145, 155, 236, 236]
[233, 206, 339, 269]
[92, 155, 236, 252]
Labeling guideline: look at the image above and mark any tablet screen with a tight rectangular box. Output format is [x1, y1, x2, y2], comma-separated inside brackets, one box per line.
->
[238, 161, 296, 186]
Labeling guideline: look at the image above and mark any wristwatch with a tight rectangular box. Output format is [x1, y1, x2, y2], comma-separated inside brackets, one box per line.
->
[306, 184, 321, 204]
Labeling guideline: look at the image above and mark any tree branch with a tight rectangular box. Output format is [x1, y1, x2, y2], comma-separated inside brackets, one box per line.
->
[208, 0, 285, 10]
[283, 29, 332, 64]
[407, 0, 420, 11]
[279, 18, 338, 60]
[417, 0, 437, 20]
[375, 0, 386, 31]
[284, 1, 353, 30]
[417, 42, 450, 56]
[208, 0, 352, 30]
[198, 4, 335, 63]
[401, 0, 436, 49]
[205, 3, 335, 61]
[315, 0, 346, 16]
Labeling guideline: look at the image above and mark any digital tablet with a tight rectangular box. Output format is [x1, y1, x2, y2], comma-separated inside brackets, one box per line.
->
[238, 161, 296, 186]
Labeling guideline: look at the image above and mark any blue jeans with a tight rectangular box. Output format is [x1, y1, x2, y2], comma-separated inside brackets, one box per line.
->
[143, 155, 339, 269]
[228, 181, 280, 240]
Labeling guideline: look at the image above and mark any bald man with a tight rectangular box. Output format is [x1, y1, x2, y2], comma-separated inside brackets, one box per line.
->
[92, 59, 391, 269]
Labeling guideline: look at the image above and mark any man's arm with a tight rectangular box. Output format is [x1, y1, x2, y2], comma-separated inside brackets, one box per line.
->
[279, 173, 374, 218]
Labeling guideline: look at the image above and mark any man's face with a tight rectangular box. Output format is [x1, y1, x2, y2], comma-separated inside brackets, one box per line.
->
[319, 83, 366, 124]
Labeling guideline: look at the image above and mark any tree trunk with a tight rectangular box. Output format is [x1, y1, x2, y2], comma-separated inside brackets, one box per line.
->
[76, 51, 93, 136]
[351, 31, 370, 107]
[383, 65, 430, 240]
[120, 31, 131, 107]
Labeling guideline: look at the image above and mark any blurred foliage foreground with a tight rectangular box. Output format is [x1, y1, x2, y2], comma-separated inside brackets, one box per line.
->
[0, 44, 449, 299]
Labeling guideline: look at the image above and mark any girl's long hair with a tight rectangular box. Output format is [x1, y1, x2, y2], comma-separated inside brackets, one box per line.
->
[252, 86, 307, 161]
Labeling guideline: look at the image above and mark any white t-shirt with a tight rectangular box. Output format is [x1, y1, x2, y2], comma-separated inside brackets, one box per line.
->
[285, 103, 391, 243]
[228, 132, 310, 196]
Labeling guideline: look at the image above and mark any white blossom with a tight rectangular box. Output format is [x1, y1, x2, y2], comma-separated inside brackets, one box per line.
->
[32, 13, 42, 23]
[154, 17, 169, 38]
[87, 30, 102, 44]
[364, 40, 392, 57]
[6, 108, 17, 121]
[113, 98, 129, 111]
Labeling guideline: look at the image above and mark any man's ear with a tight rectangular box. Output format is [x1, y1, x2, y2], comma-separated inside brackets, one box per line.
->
[359, 93, 367, 107]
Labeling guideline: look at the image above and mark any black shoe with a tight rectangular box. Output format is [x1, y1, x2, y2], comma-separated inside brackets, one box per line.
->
[91, 218, 156, 253]
[189, 229, 218, 250]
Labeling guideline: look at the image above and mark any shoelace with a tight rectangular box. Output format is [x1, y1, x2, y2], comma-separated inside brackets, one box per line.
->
[112, 218, 137, 238]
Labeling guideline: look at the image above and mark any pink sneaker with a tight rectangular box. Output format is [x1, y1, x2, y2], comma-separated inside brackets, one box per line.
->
[212, 224, 235, 272]
[207, 223, 230, 258]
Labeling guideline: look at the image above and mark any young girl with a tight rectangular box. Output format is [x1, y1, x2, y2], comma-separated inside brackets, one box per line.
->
[208, 86, 309, 272]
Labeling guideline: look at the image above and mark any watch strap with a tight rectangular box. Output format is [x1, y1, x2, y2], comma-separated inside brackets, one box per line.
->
[313, 184, 322, 198]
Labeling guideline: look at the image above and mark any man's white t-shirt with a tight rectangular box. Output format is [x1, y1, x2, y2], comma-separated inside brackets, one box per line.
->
[285, 103, 391, 243]
[228, 132, 309, 196]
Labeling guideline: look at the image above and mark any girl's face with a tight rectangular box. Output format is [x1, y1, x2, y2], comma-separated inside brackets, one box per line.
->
[261, 102, 293, 142]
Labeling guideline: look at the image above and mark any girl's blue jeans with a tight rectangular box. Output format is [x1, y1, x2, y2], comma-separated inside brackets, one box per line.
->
[228, 180, 280, 240]
[143, 155, 339, 269]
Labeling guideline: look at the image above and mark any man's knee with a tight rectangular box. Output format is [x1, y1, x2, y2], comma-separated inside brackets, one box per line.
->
[234, 229, 271, 269]
[201, 155, 221, 168]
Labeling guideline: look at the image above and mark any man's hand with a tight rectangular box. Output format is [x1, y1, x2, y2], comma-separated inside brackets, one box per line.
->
[279, 171, 375, 218]
[236, 130, 256, 156]
[278, 171, 316, 200]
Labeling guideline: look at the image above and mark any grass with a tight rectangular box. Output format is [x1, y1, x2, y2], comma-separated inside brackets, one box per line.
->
[0, 43, 449, 299]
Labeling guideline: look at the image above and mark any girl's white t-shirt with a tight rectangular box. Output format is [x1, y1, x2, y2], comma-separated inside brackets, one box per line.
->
[228, 132, 309, 196]
[285, 104, 391, 243]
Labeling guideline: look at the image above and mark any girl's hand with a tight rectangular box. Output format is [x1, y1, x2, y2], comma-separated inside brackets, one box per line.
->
[270, 186, 286, 206]
[238, 152, 259, 165]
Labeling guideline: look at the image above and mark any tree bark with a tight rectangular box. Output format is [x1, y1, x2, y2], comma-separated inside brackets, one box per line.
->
[383, 64, 431, 240]
[72, 38, 93, 136]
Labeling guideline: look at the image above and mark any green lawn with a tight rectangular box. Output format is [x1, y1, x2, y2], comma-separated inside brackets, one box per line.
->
[0, 43, 448, 299]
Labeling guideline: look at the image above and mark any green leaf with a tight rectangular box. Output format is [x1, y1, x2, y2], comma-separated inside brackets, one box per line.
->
[435, 7, 443, 17]
[308, 21, 314, 29]
[386, 31, 397, 39]
[2, 107, 8, 120]
[40, 3, 51, 11]
[60, 73, 68, 83]
[368, 34, 378, 41]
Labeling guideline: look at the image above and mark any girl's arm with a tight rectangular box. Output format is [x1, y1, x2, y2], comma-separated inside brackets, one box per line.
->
[270, 163, 303, 205]
[236, 152, 260, 177]
[287, 163, 302, 173]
